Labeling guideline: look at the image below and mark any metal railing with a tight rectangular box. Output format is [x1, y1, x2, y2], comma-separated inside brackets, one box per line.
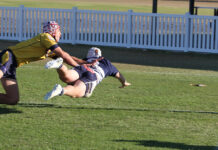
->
[0, 5, 218, 53]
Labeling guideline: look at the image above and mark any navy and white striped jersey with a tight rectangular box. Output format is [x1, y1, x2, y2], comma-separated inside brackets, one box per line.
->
[85, 57, 119, 84]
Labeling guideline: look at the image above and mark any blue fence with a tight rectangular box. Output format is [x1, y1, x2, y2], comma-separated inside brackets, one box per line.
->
[0, 5, 218, 53]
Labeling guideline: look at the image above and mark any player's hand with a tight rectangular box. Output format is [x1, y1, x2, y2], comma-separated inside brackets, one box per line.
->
[88, 57, 104, 66]
[119, 82, 131, 88]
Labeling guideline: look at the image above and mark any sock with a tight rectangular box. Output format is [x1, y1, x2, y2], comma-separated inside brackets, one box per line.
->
[59, 87, 64, 96]
[58, 64, 63, 69]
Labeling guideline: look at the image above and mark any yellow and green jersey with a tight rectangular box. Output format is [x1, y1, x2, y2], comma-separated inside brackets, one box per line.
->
[8, 33, 58, 67]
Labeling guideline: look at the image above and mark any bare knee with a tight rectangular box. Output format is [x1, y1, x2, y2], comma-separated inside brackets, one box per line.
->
[5, 92, 19, 105]
[6, 94, 19, 105]
[8, 97, 19, 105]
[64, 84, 85, 98]
[1, 78, 19, 105]
[59, 75, 72, 83]
[69, 95, 83, 98]
[71, 94, 84, 98]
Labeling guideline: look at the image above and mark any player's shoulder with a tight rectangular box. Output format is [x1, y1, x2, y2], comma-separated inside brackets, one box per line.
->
[101, 57, 110, 63]
[99, 58, 113, 66]
[40, 33, 56, 41]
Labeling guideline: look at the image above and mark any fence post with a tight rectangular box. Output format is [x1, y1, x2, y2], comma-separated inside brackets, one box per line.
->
[71, 7, 77, 45]
[184, 12, 190, 52]
[216, 18, 218, 50]
[127, 10, 133, 48]
[18, 5, 24, 41]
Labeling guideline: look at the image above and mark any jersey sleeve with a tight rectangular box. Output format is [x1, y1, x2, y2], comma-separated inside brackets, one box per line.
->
[108, 63, 119, 76]
[103, 59, 119, 76]
[40, 33, 59, 51]
[46, 50, 58, 59]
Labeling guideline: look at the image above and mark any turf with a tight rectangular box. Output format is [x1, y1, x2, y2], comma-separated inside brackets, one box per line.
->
[0, 0, 216, 15]
[0, 41, 217, 150]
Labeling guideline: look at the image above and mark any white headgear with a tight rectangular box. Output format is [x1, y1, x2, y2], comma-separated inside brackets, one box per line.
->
[86, 47, 102, 58]
[43, 21, 60, 37]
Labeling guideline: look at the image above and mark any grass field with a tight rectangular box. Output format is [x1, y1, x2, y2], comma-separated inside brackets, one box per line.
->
[0, 0, 217, 15]
[0, 40, 217, 150]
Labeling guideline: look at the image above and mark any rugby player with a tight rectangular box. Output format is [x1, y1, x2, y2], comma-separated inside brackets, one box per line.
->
[0, 21, 79, 105]
[44, 47, 131, 100]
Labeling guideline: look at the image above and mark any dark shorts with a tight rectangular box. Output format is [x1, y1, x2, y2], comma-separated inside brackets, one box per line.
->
[74, 65, 97, 97]
[0, 49, 17, 79]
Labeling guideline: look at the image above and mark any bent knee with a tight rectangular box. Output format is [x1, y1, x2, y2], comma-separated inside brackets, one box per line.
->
[8, 97, 19, 105]
[59, 75, 72, 83]
[69, 94, 82, 98]
[69, 92, 85, 98]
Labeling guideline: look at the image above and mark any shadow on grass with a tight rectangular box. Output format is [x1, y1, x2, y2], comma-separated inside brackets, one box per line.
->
[18, 103, 57, 108]
[18, 103, 218, 115]
[0, 107, 22, 114]
[113, 140, 216, 150]
[68, 106, 218, 115]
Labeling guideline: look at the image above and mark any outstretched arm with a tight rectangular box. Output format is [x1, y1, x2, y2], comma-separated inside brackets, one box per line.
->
[114, 72, 131, 88]
[53, 47, 79, 67]
[72, 56, 104, 66]
[71, 56, 87, 65]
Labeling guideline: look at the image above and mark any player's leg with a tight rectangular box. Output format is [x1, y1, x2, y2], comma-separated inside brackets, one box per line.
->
[56, 65, 79, 83]
[0, 78, 19, 105]
[44, 72, 98, 100]
[44, 80, 86, 100]
[0, 49, 19, 105]
[45, 58, 80, 83]
[0, 70, 3, 79]
[44, 65, 97, 100]
[63, 80, 86, 98]
[45, 57, 63, 69]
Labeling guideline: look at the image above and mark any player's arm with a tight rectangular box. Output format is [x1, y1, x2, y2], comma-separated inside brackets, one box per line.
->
[72, 56, 104, 66]
[53, 47, 79, 67]
[71, 56, 87, 65]
[105, 59, 131, 88]
[46, 50, 59, 59]
[114, 72, 131, 88]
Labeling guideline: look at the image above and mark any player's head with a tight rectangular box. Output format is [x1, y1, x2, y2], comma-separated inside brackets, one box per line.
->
[43, 21, 61, 42]
[87, 47, 102, 58]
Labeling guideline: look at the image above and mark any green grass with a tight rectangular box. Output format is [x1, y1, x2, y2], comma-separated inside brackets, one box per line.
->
[0, 41, 217, 150]
[0, 0, 152, 12]
[0, 0, 215, 15]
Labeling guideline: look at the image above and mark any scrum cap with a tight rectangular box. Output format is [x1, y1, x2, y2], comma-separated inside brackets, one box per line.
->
[43, 21, 60, 37]
[87, 47, 102, 58]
